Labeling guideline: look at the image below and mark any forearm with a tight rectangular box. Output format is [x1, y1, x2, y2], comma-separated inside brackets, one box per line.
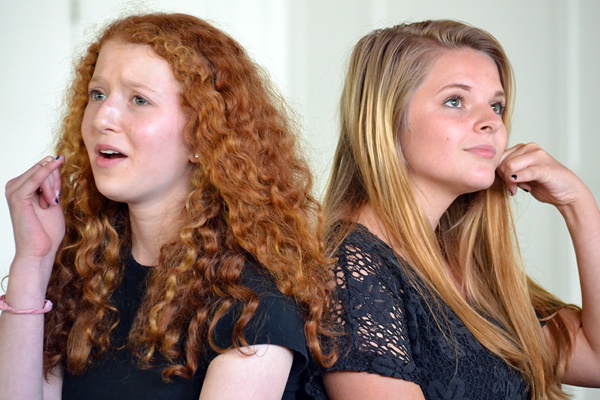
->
[558, 190, 600, 355]
[0, 259, 53, 400]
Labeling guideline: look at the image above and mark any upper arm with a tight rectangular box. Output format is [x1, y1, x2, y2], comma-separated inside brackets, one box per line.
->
[199, 344, 294, 400]
[331, 242, 416, 379]
[555, 308, 600, 387]
[42, 365, 63, 400]
[323, 371, 425, 400]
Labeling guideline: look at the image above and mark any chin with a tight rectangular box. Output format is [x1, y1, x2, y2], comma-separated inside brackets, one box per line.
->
[95, 185, 126, 203]
[464, 176, 496, 193]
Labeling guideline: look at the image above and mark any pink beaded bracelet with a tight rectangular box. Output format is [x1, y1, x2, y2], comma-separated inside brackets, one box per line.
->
[0, 294, 53, 315]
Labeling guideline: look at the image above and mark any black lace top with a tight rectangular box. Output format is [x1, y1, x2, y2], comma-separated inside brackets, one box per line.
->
[325, 224, 530, 399]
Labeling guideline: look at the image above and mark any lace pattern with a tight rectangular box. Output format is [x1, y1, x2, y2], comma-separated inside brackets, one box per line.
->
[325, 224, 529, 399]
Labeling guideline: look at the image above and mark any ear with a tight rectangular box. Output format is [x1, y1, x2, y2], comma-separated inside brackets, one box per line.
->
[189, 152, 199, 163]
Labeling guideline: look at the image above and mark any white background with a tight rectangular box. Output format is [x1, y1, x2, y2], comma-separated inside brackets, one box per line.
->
[1, 1, 598, 397]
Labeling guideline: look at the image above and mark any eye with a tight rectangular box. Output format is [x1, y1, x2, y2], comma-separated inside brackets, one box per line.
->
[89, 90, 106, 102]
[444, 96, 463, 108]
[491, 102, 506, 115]
[133, 96, 149, 106]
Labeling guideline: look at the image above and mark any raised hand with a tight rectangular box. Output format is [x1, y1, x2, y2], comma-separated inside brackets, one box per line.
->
[497, 142, 589, 208]
[5, 156, 65, 276]
[499, 143, 600, 387]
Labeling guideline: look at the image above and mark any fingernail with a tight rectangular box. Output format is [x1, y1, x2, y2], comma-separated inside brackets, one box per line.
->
[511, 174, 517, 180]
[507, 188, 514, 196]
[523, 188, 529, 193]
[55, 155, 61, 160]
[54, 198, 59, 204]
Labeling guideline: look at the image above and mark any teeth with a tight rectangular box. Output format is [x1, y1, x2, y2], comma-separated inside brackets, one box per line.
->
[100, 150, 121, 155]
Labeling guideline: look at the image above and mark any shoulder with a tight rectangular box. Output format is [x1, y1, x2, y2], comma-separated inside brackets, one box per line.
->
[337, 224, 396, 264]
[327, 225, 419, 381]
[243, 259, 306, 338]
[213, 258, 308, 359]
[334, 224, 405, 289]
[211, 258, 310, 394]
[238, 258, 286, 296]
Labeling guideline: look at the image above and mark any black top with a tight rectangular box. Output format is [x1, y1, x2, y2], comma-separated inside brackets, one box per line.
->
[62, 254, 309, 399]
[321, 225, 529, 399]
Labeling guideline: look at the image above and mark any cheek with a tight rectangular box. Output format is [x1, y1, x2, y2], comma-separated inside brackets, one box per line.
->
[498, 128, 509, 150]
[141, 124, 188, 156]
[80, 114, 93, 149]
[81, 102, 97, 132]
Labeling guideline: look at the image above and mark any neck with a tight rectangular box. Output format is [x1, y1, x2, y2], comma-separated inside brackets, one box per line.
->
[411, 184, 457, 230]
[128, 203, 183, 266]
[355, 205, 411, 262]
[358, 203, 467, 297]
[356, 205, 392, 245]
[410, 186, 468, 294]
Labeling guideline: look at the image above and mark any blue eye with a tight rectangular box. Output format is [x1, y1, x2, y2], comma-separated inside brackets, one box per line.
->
[89, 90, 106, 101]
[444, 96, 463, 108]
[491, 102, 506, 115]
[133, 96, 149, 106]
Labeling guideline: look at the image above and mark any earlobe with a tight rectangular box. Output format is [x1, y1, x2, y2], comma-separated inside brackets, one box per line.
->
[189, 153, 199, 163]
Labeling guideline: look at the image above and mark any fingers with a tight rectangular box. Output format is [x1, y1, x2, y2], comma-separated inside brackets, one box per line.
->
[507, 173, 532, 195]
[37, 157, 63, 209]
[497, 142, 577, 203]
[497, 143, 522, 165]
[497, 143, 547, 196]
[5, 156, 64, 210]
[37, 156, 64, 209]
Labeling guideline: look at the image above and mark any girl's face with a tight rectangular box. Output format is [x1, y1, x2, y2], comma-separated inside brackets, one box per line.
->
[401, 48, 508, 212]
[82, 39, 194, 210]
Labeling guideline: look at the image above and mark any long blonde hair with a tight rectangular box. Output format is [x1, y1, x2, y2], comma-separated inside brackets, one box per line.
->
[324, 20, 576, 399]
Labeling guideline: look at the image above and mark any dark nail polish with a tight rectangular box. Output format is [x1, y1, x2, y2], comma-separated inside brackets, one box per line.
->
[55, 155, 61, 160]
[523, 189, 529, 193]
[55, 198, 59, 204]
[511, 174, 517, 180]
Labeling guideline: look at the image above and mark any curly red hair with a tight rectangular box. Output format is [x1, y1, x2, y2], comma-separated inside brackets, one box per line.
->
[44, 12, 337, 380]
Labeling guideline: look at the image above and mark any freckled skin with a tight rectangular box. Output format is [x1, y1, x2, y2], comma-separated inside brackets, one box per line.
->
[402, 49, 507, 210]
[81, 39, 193, 209]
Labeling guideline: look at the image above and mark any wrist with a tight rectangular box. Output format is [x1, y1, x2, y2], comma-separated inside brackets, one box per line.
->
[557, 191, 599, 221]
[8, 257, 53, 289]
[4, 264, 53, 311]
[0, 294, 52, 315]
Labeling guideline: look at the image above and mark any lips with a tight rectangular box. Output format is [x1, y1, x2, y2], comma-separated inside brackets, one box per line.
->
[99, 149, 125, 159]
[96, 144, 127, 159]
[93, 144, 128, 168]
[465, 145, 496, 159]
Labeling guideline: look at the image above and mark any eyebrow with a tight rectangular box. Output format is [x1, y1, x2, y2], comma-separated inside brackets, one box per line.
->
[122, 78, 159, 95]
[437, 83, 505, 98]
[88, 76, 160, 96]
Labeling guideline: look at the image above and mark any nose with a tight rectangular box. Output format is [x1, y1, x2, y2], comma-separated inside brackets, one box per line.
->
[92, 97, 122, 134]
[474, 104, 502, 134]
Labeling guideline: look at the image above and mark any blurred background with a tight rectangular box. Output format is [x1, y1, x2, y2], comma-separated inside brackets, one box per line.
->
[1, 1, 598, 397]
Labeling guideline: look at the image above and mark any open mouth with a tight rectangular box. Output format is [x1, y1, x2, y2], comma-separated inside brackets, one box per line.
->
[99, 149, 126, 159]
